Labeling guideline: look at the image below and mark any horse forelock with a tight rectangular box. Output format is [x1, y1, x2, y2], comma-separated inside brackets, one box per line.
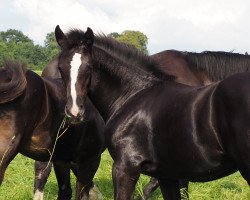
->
[66, 29, 86, 49]
[186, 51, 250, 81]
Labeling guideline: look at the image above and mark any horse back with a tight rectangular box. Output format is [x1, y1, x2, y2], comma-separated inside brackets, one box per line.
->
[151, 50, 209, 86]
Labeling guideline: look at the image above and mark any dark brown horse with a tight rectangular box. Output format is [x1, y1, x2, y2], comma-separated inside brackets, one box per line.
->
[33, 57, 61, 200]
[55, 26, 250, 200]
[0, 60, 104, 200]
[151, 49, 250, 85]
[34, 57, 61, 200]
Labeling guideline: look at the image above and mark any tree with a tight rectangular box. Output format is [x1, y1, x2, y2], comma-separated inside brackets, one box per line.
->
[0, 39, 9, 65]
[0, 28, 149, 70]
[109, 32, 120, 39]
[0, 29, 47, 70]
[44, 32, 60, 61]
[0, 29, 32, 44]
[109, 30, 148, 54]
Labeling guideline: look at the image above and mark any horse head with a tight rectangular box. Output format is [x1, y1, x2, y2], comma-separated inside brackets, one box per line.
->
[55, 25, 94, 124]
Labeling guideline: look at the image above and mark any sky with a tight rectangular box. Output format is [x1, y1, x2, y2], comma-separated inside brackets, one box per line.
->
[1, 0, 250, 54]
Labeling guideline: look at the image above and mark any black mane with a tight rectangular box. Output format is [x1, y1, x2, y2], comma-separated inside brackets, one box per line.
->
[186, 51, 250, 81]
[65, 29, 175, 81]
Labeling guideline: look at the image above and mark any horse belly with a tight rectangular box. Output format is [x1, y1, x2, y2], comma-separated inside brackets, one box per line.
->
[153, 134, 235, 181]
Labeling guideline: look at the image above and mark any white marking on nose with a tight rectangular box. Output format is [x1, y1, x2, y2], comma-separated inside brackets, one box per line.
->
[70, 53, 81, 117]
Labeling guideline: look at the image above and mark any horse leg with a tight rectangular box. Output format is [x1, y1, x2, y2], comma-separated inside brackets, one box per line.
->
[34, 161, 52, 200]
[0, 134, 21, 185]
[137, 177, 159, 200]
[138, 178, 189, 200]
[112, 162, 140, 200]
[75, 156, 101, 200]
[158, 179, 181, 200]
[235, 112, 250, 185]
[53, 162, 72, 200]
[179, 180, 189, 199]
[232, 129, 250, 185]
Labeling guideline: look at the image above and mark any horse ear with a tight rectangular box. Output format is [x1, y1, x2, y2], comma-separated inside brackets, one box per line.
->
[55, 25, 67, 48]
[84, 27, 94, 47]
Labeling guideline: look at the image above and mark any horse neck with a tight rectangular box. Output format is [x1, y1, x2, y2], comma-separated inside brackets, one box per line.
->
[186, 51, 250, 81]
[89, 47, 160, 121]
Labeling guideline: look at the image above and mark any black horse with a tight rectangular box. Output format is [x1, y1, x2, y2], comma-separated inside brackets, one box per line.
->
[41, 48, 250, 199]
[0, 60, 104, 200]
[54, 26, 250, 200]
[141, 49, 250, 199]
[34, 56, 104, 200]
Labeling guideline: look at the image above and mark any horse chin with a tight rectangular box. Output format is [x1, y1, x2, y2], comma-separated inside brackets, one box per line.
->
[66, 116, 85, 125]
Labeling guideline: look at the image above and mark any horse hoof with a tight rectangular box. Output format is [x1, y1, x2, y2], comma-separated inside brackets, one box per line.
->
[89, 185, 102, 200]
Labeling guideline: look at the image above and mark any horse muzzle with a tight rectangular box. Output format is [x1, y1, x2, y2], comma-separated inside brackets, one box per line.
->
[65, 106, 85, 124]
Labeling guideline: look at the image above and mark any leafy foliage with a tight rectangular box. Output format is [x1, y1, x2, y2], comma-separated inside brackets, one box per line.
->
[0, 29, 32, 44]
[0, 29, 49, 69]
[110, 30, 148, 54]
[44, 32, 60, 61]
[0, 28, 148, 70]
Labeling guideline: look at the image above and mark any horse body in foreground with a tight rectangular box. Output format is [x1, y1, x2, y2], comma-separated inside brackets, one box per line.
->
[43, 48, 250, 200]
[55, 26, 250, 200]
[142, 49, 250, 198]
[0, 60, 104, 200]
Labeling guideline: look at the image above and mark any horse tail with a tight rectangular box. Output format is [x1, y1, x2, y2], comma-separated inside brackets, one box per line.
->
[0, 60, 27, 104]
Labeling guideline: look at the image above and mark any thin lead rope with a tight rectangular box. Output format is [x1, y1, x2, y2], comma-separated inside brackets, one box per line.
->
[42, 116, 69, 173]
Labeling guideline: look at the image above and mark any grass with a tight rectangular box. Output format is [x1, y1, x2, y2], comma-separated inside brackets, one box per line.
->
[0, 151, 249, 199]
[33, 70, 42, 75]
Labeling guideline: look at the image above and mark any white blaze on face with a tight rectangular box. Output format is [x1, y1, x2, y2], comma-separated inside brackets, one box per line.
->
[70, 53, 82, 117]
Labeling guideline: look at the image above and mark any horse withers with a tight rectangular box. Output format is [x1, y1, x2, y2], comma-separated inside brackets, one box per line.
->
[55, 26, 250, 200]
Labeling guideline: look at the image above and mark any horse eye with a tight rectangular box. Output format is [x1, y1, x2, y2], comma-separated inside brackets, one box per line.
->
[87, 64, 93, 69]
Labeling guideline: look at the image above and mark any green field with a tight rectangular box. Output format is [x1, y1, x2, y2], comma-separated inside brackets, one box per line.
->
[0, 150, 249, 200]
